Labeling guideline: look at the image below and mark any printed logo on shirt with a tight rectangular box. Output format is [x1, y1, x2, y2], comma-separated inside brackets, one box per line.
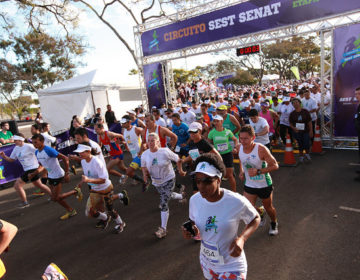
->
[205, 216, 218, 233]
[152, 158, 158, 166]
[0, 159, 5, 180]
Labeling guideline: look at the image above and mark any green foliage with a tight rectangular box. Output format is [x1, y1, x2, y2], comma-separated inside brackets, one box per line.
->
[173, 67, 201, 84]
[223, 70, 257, 86]
[129, 69, 139, 75]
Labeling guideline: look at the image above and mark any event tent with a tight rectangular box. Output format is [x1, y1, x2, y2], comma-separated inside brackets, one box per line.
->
[37, 70, 142, 132]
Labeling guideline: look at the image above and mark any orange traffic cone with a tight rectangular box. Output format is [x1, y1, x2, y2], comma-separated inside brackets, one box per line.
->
[312, 125, 323, 154]
[281, 134, 298, 167]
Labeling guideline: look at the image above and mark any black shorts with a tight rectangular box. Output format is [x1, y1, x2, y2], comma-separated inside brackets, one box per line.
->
[221, 152, 234, 168]
[244, 185, 273, 199]
[21, 169, 40, 183]
[48, 177, 64, 186]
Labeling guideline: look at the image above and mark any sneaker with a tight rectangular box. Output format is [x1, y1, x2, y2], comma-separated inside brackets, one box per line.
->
[60, 209, 77, 220]
[70, 165, 77, 175]
[96, 216, 112, 229]
[178, 185, 187, 204]
[269, 221, 279, 236]
[74, 186, 83, 202]
[299, 156, 304, 163]
[142, 181, 150, 192]
[43, 263, 68, 280]
[155, 227, 167, 239]
[17, 201, 30, 209]
[114, 222, 126, 233]
[304, 154, 311, 162]
[120, 190, 129, 206]
[32, 188, 45, 196]
[259, 206, 266, 227]
[119, 175, 128, 185]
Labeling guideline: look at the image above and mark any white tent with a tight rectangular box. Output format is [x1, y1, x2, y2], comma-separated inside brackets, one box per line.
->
[261, 74, 280, 82]
[37, 70, 142, 132]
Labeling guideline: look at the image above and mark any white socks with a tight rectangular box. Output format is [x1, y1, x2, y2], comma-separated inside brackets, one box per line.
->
[160, 210, 169, 230]
[97, 212, 107, 221]
[117, 193, 124, 199]
[171, 192, 183, 200]
[115, 215, 123, 225]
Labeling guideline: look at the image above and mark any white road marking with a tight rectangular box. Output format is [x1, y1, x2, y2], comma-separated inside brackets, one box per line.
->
[339, 206, 360, 213]
[348, 162, 360, 166]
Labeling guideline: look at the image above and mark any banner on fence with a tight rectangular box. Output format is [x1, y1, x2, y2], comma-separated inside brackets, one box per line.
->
[143, 63, 166, 108]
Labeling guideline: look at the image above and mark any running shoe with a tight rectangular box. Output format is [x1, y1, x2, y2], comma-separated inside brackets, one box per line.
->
[32, 188, 45, 196]
[70, 165, 77, 175]
[120, 190, 129, 206]
[304, 154, 311, 162]
[17, 201, 30, 209]
[119, 175, 128, 185]
[178, 185, 187, 204]
[142, 181, 150, 192]
[299, 156, 304, 163]
[74, 186, 83, 202]
[114, 222, 126, 234]
[96, 216, 112, 229]
[60, 209, 77, 220]
[269, 221, 279, 236]
[259, 206, 266, 227]
[43, 263, 68, 280]
[155, 227, 167, 239]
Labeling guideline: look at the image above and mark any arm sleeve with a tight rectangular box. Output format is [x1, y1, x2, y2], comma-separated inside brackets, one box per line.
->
[189, 196, 197, 221]
[166, 148, 179, 162]
[94, 159, 108, 179]
[9, 147, 17, 160]
[236, 194, 258, 225]
[202, 139, 214, 153]
[44, 146, 59, 158]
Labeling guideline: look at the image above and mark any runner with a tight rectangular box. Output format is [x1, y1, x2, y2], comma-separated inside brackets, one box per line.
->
[141, 133, 186, 238]
[248, 109, 271, 149]
[40, 123, 56, 147]
[208, 115, 238, 192]
[0, 134, 52, 208]
[94, 123, 127, 184]
[182, 153, 260, 280]
[278, 96, 294, 145]
[171, 113, 190, 157]
[30, 133, 79, 220]
[180, 104, 196, 126]
[259, 101, 279, 146]
[73, 144, 128, 233]
[0, 219, 18, 279]
[237, 125, 279, 235]
[120, 115, 149, 191]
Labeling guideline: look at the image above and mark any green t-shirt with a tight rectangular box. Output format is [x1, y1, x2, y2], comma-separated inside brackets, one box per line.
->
[208, 128, 234, 155]
[0, 130, 13, 140]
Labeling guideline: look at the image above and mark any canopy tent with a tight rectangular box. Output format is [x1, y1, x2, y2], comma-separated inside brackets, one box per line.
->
[37, 70, 142, 132]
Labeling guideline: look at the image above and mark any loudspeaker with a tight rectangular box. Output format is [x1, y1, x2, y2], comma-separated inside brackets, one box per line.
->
[7, 120, 19, 135]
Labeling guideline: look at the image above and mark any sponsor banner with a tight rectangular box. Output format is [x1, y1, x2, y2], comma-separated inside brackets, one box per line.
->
[333, 23, 360, 137]
[0, 145, 23, 185]
[141, 0, 360, 57]
[216, 74, 235, 87]
[143, 63, 166, 109]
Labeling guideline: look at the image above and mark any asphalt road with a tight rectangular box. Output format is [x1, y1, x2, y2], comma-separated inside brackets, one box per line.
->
[0, 150, 360, 280]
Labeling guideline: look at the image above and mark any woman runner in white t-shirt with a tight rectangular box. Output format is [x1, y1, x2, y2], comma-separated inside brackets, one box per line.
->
[141, 133, 186, 239]
[182, 153, 260, 280]
[0, 134, 52, 208]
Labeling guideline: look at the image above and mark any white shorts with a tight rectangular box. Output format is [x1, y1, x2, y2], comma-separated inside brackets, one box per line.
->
[201, 262, 247, 280]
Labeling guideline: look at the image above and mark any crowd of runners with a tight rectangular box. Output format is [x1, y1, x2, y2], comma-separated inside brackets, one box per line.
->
[0, 77, 346, 279]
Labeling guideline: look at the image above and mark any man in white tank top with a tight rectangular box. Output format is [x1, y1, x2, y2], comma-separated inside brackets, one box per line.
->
[237, 125, 280, 236]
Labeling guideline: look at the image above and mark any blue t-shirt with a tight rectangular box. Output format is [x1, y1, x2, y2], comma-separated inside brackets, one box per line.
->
[172, 122, 189, 146]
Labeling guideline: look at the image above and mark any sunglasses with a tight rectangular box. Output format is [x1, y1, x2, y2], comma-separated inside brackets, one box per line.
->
[195, 176, 217, 185]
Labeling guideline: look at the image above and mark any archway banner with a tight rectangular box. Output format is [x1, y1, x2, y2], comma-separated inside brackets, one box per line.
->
[141, 0, 360, 57]
[333, 23, 360, 137]
[143, 63, 166, 109]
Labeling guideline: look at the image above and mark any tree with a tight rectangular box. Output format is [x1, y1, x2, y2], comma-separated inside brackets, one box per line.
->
[173, 67, 201, 85]
[0, 31, 86, 118]
[223, 69, 257, 86]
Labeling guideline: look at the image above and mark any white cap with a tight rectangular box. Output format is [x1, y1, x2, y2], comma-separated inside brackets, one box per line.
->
[181, 103, 188, 108]
[127, 110, 136, 115]
[137, 113, 144, 118]
[13, 135, 25, 141]
[195, 161, 222, 179]
[218, 94, 224, 98]
[74, 144, 91, 153]
[213, 115, 223, 121]
[188, 122, 202, 132]
[120, 118, 130, 124]
[204, 100, 210, 104]
[283, 96, 291, 102]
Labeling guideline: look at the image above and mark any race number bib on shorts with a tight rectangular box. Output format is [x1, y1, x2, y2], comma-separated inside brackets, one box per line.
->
[189, 149, 200, 160]
[296, 123, 305, 131]
[200, 240, 224, 265]
[216, 143, 228, 152]
[175, 146, 181, 153]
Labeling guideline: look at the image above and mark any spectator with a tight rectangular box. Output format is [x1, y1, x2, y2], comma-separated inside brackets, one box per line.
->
[105, 104, 117, 128]
[0, 122, 14, 145]
[35, 112, 43, 124]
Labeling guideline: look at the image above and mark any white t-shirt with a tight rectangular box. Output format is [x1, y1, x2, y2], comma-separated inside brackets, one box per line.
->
[81, 156, 111, 191]
[36, 146, 64, 179]
[10, 143, 39, 171]
[141, 147, 179, 186]
[41, 132, 56, 147]
[279, 103, 294, 126]
[155, 117, 167, 127]
[249, 117, 270, 145]
[301, 97, 318, 121]
[180, 111, 196, 126]
[89, 139, 105, 166]
[189, 189, 258, 272]
[190, 107, 201, 115]
[215, 101, 228, 108]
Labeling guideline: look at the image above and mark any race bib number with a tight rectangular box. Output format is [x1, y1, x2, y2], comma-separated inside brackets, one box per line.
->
[216, 143, 228, 152]
[189, 149, 200, 160]
[229, 140, 235, 150]
[104, 144, 111, 152]
[200, 241, 224, 265]
[296, 123, 305, 131]
[175, 146, 181, 153]
[130, 149, 137, 157]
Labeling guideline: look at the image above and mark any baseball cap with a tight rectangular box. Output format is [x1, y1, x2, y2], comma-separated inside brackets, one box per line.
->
[13, 135, 25, 141]
[283, 96, 291, 102]
[195, 161, 222, 179]
[217, 105, 227, 110]
[213, 115, 223, 121]
[188, 122, 202, 132]
[127, 110, 136, 115]
[181, 104, 188, 108]
[74, 144, 91, 153]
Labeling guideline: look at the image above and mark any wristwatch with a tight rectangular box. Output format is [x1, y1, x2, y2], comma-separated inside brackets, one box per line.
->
[256, 169, 261, 175]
